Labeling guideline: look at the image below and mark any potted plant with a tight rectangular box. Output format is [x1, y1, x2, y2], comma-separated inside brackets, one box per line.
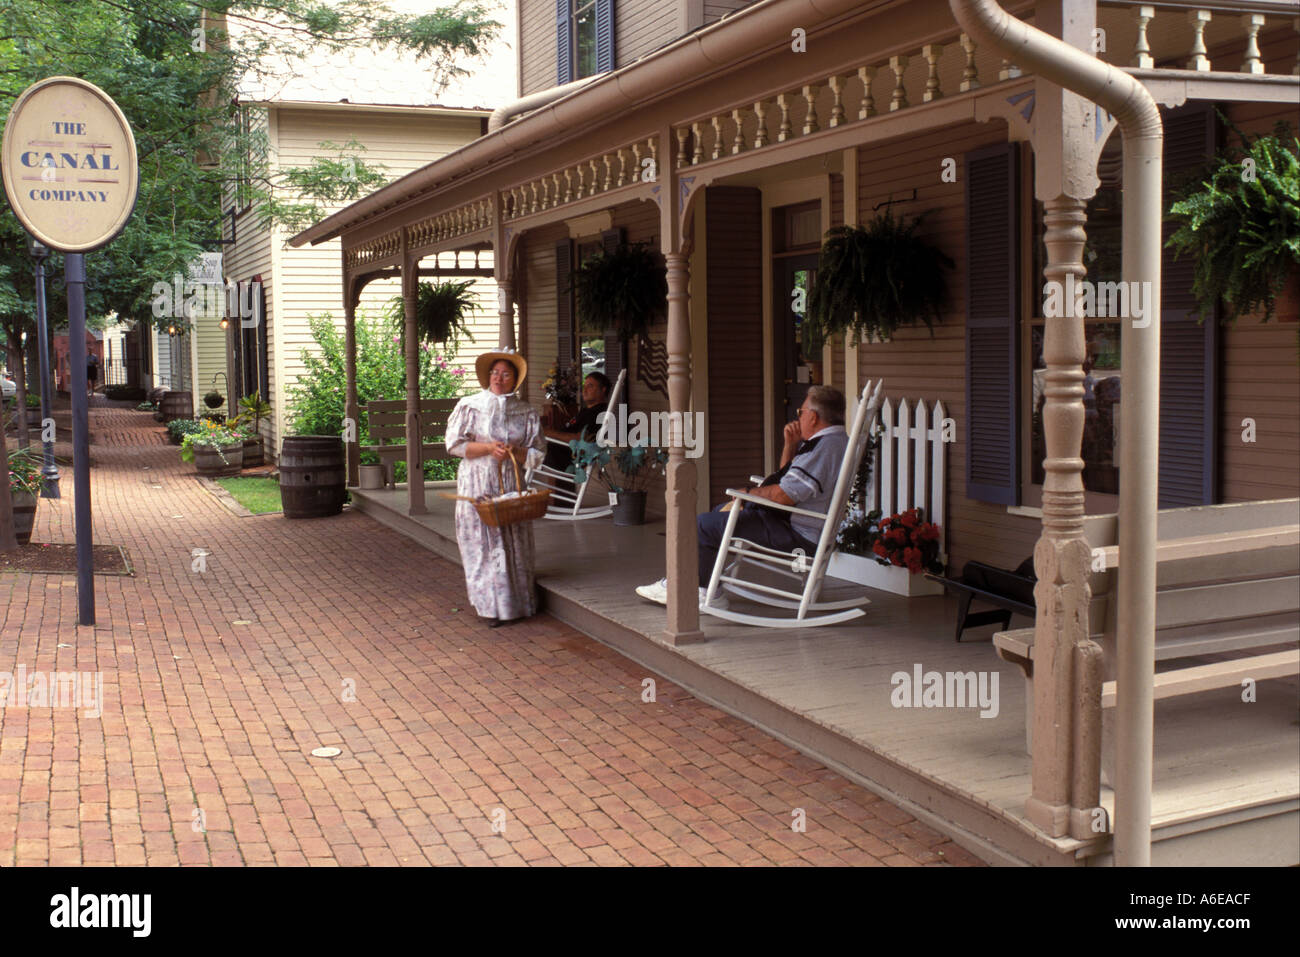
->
[8, 446, 42, 545]
[805, 208, 954, 346]
[392, 280, 479, 345]
[166, 419, 203, 446]
[572, 242, 667, 346]
[181, 422, 245, 477]
[568, 438, 668, 526]
[203, 390, 224, 409]
[358, 450, 385, 490]
[1166, 122, 1300, 330]
[231, 392, 271, 467]
[541, 361, 580, 425]
[829, 506, 946, 597]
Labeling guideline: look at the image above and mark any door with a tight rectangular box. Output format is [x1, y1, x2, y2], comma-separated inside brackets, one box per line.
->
[774, 252, 820, 426]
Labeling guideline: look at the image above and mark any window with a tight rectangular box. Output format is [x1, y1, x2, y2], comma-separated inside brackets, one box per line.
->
[557, 0, 613, 85]
[963, 104, 1220, 510]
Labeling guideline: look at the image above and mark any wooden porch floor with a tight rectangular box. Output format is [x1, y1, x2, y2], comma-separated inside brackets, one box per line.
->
[351, 485, 1300, 866]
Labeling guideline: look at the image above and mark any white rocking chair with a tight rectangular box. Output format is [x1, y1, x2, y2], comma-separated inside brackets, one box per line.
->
[526, 368, 627, 520]
[701, 379, 885, 628]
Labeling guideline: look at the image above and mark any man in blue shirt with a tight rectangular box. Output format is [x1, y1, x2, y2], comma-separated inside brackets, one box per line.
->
[637, 385, 849, 609]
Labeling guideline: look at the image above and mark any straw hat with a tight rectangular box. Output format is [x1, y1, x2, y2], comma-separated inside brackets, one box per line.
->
[475, 350, 528, 391]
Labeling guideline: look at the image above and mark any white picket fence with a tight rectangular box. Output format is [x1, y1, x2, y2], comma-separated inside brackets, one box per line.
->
[853, 396, 949, 559]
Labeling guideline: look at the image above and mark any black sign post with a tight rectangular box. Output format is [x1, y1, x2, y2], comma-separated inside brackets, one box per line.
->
[65, 252, 94, 624]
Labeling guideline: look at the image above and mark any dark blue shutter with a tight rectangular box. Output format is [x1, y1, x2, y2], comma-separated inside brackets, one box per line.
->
[965, 142, 1022, 505]
[556, 239, 575, 372]
[595, 0, 614, 73]
[556, 0, 571, 85]
[1158, 102, 1219, 507]
[601, 227, 627, 386]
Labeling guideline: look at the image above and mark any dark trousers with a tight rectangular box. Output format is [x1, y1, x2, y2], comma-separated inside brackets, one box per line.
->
[697, 503, 818, 588]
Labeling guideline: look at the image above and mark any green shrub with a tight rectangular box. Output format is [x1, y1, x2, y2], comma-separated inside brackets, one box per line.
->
[166, 419, 204, 444]
[286, 312, 469, 481]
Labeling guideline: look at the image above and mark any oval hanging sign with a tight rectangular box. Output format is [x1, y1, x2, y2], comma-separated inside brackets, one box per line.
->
[2, 76, 139, 253]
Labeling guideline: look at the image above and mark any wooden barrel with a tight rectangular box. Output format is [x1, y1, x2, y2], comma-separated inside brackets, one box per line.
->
[159, 390, 192, 422]
[280, 435, 346, 519]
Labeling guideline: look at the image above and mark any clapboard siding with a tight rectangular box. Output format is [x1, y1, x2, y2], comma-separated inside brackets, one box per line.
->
[617, 0, 676, 68]
[520, 0, 555, 96]
[1218, 100, 1300, 503]
[852, 119, 1038, 572]
[223, 107, 492, 455]
[704, 1, 756, 23]
[706, 187, 763, 503]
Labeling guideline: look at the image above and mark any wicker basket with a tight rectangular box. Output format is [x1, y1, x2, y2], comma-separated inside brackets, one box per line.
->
[472, 453, 550, 528]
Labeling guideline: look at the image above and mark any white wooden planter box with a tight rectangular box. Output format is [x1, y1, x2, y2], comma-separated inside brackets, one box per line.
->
[827, 551, 945, 597]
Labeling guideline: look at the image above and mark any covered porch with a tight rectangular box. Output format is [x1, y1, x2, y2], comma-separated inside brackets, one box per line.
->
[290, 0, 1300, 865]
[349, 484, 1300, 866]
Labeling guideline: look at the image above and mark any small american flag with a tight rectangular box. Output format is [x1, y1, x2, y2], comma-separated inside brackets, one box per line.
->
[637, 335, 669, 397]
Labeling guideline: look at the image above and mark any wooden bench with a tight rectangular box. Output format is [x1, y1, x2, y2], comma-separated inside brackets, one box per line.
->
[926, 558, 1036, 642]
[993, 499, 1300, 781]
[363, 398, 460, 488]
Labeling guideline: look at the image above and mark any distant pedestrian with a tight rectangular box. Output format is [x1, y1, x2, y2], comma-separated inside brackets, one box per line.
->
[86, 352, 99, 397]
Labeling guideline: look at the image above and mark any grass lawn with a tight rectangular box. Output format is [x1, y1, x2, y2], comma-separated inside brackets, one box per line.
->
[215, 476, 282, 514]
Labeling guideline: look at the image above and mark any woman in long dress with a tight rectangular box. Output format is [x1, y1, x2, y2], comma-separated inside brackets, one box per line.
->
[445, 351, 546, 626]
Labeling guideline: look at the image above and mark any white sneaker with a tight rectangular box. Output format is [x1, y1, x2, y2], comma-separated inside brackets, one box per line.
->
[635, 578, 668, 605]
[699, 587, 729, 611]
[635, 578, 729, 611]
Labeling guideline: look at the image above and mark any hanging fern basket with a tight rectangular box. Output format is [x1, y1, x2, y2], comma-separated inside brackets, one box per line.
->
[572, 243, 667, 343]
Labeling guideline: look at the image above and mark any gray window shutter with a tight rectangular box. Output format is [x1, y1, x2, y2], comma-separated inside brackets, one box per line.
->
[601, 227, 626, 386]
[556, 239, 575, 372]
[556, 0, 571, 85]
[595, 0, 614, 73]
[964, 142, 1021, 505]
[1159, 102, 1219, 508]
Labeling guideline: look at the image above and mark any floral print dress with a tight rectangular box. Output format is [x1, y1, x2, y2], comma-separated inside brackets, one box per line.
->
[445, 390, 547, 620]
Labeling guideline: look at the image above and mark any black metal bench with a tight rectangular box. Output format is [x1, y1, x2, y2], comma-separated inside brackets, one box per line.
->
[927, 558, 1036, 642]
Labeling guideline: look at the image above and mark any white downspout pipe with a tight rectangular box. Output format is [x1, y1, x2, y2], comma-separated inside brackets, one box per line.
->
[949, 0, 1162, 865]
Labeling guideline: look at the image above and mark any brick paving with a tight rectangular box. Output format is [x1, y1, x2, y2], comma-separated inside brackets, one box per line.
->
[0, 402, 981, 866]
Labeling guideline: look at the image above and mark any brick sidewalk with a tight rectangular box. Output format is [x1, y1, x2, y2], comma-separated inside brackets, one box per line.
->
[0, 404, 981, 866]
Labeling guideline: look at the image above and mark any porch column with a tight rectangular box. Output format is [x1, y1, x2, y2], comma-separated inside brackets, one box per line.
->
[497, 279, 515, 350]
[663, 251, 704, 646]
[1024, 3, 1103, 840]
[1029, 194, 1100, 839]
[403, 244, 426, 515]
[343, 272, 360, 487]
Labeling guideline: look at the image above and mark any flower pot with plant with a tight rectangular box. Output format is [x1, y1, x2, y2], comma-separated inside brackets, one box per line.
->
[203, 391, 224, 409]
[181, 423, 245, 477]
[358, 451, 385, 489]
[392, 279, 479, 346]
[166, 419, 203, 446]
[8, 446, 42, 545]
[568, 438, 668, 526]
[230, 392, 271, 467]
[805, 208, 954, 348]
[1166, 120, 1300, 338]
[572, 242, 667, 348]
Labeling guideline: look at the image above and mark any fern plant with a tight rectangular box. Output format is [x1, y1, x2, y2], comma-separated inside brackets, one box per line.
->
[572, 243, 667, 343]
[391, 280, 478, 346]
[806, 209, 954, 345]
[1166, 123, 1300, 324]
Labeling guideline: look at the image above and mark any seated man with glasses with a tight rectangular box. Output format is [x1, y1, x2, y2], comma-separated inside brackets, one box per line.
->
[636, 385, 849, 610]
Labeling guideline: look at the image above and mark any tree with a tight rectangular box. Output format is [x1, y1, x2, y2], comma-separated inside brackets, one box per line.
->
[0, 0, 502, 548]
[0, 0, 501, 333]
